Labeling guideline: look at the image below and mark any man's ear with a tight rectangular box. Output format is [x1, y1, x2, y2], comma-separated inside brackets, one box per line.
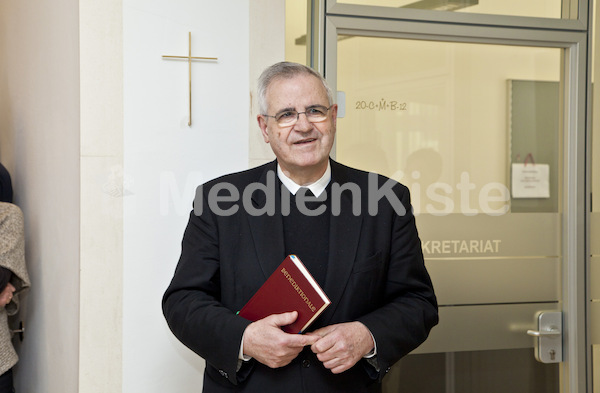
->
[330, 104, 338, 128]
[257, 115, 270, 143]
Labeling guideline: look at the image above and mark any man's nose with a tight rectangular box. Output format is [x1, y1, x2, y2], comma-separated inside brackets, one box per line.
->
[294, 112, 313, 131]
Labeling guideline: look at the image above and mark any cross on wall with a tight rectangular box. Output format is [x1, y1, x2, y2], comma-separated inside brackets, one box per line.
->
[162, 32, 218, 126]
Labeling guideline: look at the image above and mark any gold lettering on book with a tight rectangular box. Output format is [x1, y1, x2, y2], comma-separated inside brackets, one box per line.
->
[281, 268, 317, 312]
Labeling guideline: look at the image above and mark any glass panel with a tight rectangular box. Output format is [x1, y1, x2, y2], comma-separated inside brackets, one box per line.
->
[334, 0, 574, 19]
[591, 0, 599, 391]
[336, 36, 562, 392]
[285, 0, 309, 65]
[384, 350, 558, 393]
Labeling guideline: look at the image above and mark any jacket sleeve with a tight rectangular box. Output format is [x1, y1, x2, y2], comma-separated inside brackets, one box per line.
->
[162, 191, 252, 386]
[357, 183, 438, 381]
[0, 267, 11, 293]
[0, 203, 30, 316]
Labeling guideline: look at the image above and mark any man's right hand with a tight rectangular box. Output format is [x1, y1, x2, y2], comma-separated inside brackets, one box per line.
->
[242, 311, 319, 369]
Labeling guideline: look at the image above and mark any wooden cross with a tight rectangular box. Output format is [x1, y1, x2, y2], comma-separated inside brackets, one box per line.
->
[162, 32, 218, 126]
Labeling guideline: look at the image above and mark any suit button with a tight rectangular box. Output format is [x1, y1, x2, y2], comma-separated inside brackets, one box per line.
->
[302, 359, 310, 368]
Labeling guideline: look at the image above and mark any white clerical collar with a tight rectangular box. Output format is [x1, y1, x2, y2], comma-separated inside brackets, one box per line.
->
[277, 161, 331, 197]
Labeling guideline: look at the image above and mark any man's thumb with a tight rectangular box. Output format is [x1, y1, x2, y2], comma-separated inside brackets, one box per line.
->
[271, 311, 298, 327]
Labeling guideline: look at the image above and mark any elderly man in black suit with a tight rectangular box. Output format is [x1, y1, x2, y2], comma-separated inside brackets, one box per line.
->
[163, 62, 438, 393]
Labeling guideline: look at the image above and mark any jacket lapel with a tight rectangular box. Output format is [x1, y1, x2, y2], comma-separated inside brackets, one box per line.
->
[246, 161, 286, 279]
[246, 159, 363, 322]
[319, 160, 363, 325]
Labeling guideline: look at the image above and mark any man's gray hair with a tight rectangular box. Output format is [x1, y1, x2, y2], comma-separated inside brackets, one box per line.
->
[257, 62, 334, 115]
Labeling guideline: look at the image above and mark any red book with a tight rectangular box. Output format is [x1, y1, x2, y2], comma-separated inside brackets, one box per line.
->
[238, 254, 331, 334]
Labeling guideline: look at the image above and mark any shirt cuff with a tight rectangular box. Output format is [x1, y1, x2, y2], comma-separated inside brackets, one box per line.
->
[239, 333, 252, 362]
[363, 330, 377, 359]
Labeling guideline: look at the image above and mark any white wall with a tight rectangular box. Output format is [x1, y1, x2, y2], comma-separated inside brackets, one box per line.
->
[0, 0, 81, 392]
[122, 1, 283, 391]
[249, 1, 284, 168]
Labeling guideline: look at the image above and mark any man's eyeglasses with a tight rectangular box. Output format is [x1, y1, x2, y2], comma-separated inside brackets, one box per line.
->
[262, 105, 333, 127]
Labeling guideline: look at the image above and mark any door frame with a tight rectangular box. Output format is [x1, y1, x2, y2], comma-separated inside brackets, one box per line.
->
[317, 3, 590, 392]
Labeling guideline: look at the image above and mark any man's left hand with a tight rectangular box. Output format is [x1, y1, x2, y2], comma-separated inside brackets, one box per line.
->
[308, 322, 374, 374]
[0, 283, 15, 307]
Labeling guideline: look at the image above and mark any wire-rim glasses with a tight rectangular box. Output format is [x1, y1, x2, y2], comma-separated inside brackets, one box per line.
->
[262, 105, 333, 127]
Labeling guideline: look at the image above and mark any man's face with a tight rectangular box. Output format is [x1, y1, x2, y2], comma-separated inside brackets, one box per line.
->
[257, 74, 337, 183]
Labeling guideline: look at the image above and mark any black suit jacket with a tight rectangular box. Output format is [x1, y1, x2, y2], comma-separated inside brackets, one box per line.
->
[163, 159, 438, 393]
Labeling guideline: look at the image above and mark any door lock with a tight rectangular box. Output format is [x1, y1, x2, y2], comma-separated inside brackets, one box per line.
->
[527, 311, 562, 363]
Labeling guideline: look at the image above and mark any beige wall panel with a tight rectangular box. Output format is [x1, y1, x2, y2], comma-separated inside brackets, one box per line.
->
[0, 0, 81, 391]
[426, 258, 559, 306]
[414, 303, 558, 354]
[79, 0, 123, 391]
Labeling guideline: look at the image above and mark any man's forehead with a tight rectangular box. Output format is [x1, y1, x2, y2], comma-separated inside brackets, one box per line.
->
[268, 74, 323, 91]
[265, 74, 327, 107]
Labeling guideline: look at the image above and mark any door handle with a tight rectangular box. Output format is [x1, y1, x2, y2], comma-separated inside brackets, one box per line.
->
[527, 311, 562, 363]
[527, 328, 561, 337]
[10, 321, 24, 342]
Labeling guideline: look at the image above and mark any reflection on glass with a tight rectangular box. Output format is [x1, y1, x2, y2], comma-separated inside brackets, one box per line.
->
[335, 0, 569, 19]
[336, 36, 561, 215]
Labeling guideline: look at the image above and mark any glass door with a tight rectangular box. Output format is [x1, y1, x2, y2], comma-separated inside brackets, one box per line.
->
[322, 9, 588, 393]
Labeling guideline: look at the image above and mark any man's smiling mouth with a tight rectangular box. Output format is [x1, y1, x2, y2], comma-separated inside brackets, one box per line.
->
[294, 138, 317, 145]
